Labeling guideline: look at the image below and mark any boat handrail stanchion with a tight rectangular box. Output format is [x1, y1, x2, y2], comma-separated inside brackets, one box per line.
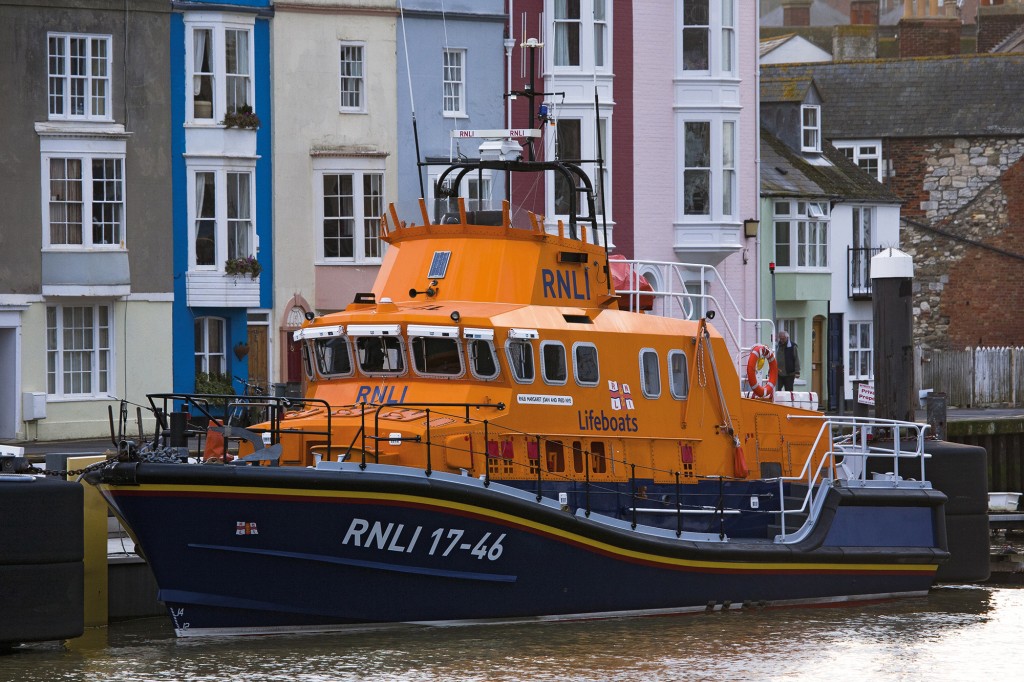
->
[630, 464, 637, 530]
[535, 435, 543, 502]
[360, 401, 367, 470]
[675, 471, 682, 538]
[716, 475, 726, 541]
[483, 420, 490, 488]
[584, 443, 591, 517]
[424, 409, 432, 477]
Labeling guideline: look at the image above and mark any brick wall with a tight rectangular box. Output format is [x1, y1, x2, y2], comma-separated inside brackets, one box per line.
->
[783, 1, 812, 27]
[850, 0, 879, 25]
[977, 9, 1024, 52]
[898, 18, 961, 57]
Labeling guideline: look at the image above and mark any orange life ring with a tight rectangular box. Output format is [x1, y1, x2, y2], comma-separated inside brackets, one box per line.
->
[746, 344, 778, 399]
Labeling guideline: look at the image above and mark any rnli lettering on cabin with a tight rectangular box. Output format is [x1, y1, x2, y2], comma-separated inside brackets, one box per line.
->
[541, 268, 591, 301]
[355, 385, 408, 404]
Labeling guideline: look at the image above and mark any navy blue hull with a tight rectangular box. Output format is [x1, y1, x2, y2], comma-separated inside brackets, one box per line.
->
[89, 463, 947, 636]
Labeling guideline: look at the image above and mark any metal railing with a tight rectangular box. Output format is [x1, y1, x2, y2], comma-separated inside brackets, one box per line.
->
[773, 415, 931, 541]
[613, 258, 775, 373]
[848, 246, 882, 299]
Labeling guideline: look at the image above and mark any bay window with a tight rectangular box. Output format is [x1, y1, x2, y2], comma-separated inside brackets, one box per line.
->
[680, 0, 735, 75]
[773, 200, 829, 269]
[315, 158, 385, 263]
[189, 167, 256, 270]
[44, 154, 124, 249]
[550, 0, 611, 72]
[554, 0, 581, 66]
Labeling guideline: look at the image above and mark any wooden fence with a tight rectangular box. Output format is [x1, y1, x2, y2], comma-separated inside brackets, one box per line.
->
[919, 346, 1024, 408]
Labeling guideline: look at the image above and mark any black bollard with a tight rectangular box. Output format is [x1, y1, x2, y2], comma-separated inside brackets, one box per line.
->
[169, 411, 189, 448]
[871, 249, 915, 423]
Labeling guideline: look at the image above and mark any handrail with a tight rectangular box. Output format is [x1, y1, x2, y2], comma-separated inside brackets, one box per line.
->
[612, 258, 775, 375]
[773, 415, 931, 541]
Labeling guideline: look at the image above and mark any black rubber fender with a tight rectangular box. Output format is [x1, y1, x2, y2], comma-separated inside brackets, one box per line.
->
[937, 513, 991, 583]
[0, 562, 84, 644]
[0, 477, 83, 565]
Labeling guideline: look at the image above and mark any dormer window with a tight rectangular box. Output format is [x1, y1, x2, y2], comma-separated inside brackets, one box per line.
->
[801, 105, 821, 153]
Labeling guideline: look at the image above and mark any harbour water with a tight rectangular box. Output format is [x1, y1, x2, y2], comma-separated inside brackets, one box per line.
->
[2, 584, 1022, 681]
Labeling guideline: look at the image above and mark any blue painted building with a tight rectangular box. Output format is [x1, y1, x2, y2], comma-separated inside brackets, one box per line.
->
[396, 0, 507, 215]
[170, 0, 273, 394]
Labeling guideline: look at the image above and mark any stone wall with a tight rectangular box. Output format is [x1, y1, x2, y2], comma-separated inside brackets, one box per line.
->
[890, 136, 1024, 350]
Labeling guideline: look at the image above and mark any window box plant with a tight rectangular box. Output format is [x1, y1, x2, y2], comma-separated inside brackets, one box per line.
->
[224, 256, 262, 279]
[223, 105, 261, 130]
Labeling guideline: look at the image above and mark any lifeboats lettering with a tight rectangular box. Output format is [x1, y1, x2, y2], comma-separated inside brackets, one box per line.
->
[342, 518, 505, 560]
[541, 268, 591, 300]
[577, 409, 639, 433]
[354, 385, 408, 404]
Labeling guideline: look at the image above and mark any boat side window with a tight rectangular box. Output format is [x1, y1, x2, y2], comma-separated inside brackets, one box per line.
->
[545, 440, 565, 473]
[573, 342, 599, 386]
[590, 441, 608, 474]
[314, 337, 354, 377]
[410, 336, 464, 377]
[668, 350, 689, 399]
[540, 341, 568, 385]
[506, 339, 535, 384]
[355, 336, 405, 375]
[640, 348, 661, 398]
[468, 338, 499, 380]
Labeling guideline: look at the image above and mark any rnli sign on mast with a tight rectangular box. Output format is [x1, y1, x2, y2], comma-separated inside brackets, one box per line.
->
[450, 129, 542, 138]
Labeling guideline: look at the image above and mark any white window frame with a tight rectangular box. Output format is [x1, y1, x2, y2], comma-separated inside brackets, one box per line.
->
[549, 0, 612, 73]
[773, 200, 829, 271]
[314, 156, 386, 265]
[339, 41, 366, 113]
[426, 165, 495, 215]
[194, 316, 227, 376]
[46, 302, 114, 399]
[185, 14, 255, 125]
[547, 116, 612, 233]
[47, 33, 113, 122]
[186, 162, 257, 272]
[680, 116, 736, 221]
[40, 136, 127, 251]
[678, 0, 735, 76]
[801, 104, 822, 153]
[848, 321, 873, 382]
[442, 48, 466, 118]
[835, 140, 883, 182]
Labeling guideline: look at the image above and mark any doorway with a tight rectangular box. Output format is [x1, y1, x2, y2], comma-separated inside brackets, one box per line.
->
[246, 313, 270, 392]
[0, 327, 18, 440]
[812, 316, 825, 406]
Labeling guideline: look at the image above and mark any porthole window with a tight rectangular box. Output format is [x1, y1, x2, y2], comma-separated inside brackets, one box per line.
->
[540, 341, 568, 385]
[640, 348, 661, 398]
[573, 342, 599, 386]
[506, 339, 535, 384]
[668, 350, 689, 399]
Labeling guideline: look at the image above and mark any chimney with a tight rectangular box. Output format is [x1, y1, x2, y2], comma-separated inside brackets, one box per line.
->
[783, 0, 813, 27]
[977, 4, 1024, 53]
[834, 24, 879, 59]
[898, 17, 961, 56]
[851, 0, 880, 25]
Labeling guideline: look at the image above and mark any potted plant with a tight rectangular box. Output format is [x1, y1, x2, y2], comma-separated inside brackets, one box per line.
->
[194, 372, 234, 396]
[222, 105, 261, 129]
[224, 255, 262, 280]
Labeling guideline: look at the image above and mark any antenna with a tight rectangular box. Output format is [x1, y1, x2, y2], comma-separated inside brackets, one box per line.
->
[594, 89, 611, 294]
[398, 0, 426, 198]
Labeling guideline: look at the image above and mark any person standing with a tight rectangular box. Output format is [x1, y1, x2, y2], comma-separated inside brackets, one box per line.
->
[776, 330, 801, 391]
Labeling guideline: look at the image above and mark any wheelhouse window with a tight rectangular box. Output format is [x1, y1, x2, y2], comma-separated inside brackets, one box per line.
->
[47, 304, 112, 397]
[194, 316, 225, 376]
[411, 336, 464, 377]
[468, 339, 499, 380]
[48, 33, 111, 120]
[442, 48, 466, 117]
[339, 42, 365, 112]
[314, 337, 353, 377]
[541, 341, 568, 385]
[773, 200, 829, 270]
[848, 321, 873, 382]
[355, 336, 405, 375]
[506, 339, 535, 384]
[668, 350, 689, 399]
[189, 168, 256, 270]
[44, 155, 124, 248]
[573, 343, 599, 386]
[186, 19, 254, 123]
[316, 161, 385, 264]
[640, 349, 661, 398]
[801, 105, 821, 153]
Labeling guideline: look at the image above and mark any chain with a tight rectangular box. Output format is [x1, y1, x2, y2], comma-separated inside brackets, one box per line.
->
[22, 441, 189, 478]
[28, 457, 116, 478]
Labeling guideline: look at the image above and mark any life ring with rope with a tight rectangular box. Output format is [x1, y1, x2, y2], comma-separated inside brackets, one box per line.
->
[746, 344, 778, 399]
